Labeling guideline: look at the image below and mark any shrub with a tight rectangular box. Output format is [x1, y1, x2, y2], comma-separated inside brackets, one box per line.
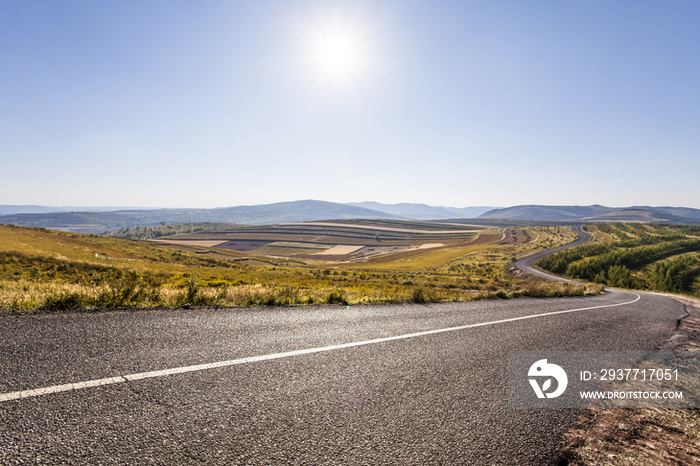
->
[326, 290, 347, 305]
[411, 288, 427, 303]
[40, 293, 85, 311]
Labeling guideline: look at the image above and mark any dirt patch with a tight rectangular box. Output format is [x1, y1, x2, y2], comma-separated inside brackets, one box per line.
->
[471, 231, 506, 245]
[348, 245, 411, 258]
[497, 229, 532, 245]
[559, 294, 700, 465]
[410, 243, 445, 250]
[213, 240, 273, 252]
[560, 409, 700, 465]
[293, 254, 350, 262]
[267, 242, 329, 250]
[314, 245, 364, 255]
[149, 239, 228, 248]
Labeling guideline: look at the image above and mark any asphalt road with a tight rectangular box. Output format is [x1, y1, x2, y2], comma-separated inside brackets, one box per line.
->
[0, 288, 687, 465]
[515, 226, 591, 283]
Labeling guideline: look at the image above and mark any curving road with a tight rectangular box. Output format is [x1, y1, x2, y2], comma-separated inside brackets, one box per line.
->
[515, 225, 590, 283]
[0, 228, 688, 465]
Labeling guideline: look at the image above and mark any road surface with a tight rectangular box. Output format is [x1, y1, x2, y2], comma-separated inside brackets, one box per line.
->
[515, 225, 590, 283]
[0, 227, 687, 465]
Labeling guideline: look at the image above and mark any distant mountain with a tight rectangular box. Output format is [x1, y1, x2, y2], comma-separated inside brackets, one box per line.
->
[478, 205, 615, 221]
[440, 206, 499, 218]
[348, 202, 495, 220]
[478, 205, 700, 224]
[0, 200, 402, 233]
[3, 201, 699, 233]
[216, 200, 403, 224]
[0, 205, 157, 216]
[583, 208, 700, 224]
[0, 205, 60, 216]
[630, 206, 700, 220]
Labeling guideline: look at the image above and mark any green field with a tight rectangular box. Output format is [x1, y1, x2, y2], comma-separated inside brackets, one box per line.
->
[0, 220, 601, 312]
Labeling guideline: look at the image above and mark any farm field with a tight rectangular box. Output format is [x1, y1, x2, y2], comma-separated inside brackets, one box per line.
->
[143, 220, 483, 264]
[0, 220, 600, 312]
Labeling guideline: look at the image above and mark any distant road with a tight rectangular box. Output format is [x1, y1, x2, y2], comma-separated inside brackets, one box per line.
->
[0, 224, 688, 465]
[515, 225, 590, 283]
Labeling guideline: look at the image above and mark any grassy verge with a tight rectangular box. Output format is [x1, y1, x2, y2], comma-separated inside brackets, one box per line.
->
[0, 273, 601, 312]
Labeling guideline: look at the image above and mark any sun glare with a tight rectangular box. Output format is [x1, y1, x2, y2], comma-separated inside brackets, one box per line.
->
[299, 11, 375, 91]
[313, 31, 362, 76]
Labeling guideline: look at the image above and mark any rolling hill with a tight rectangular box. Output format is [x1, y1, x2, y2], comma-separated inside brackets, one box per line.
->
[2, 201, 700, 234]
[478, 205, 700, 224]
[0, 200, 402, 233]
[347, 202, 495, 220]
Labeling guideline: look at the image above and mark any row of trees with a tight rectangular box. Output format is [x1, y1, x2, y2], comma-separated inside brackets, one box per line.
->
[537, 223, 700, 293]
[537, 243, 613, 274]
[565, 239, 700, 282]
[649, 255, 700, 293]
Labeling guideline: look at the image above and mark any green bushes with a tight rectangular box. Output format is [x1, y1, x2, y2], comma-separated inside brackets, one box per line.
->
[39, 293, 86, 311]
[326, 290, 348, 305]
[537, 243, 613, 274]
[537, 223, 700, 294]
[649, 255, 700, 293]
[564, 239, 700, 282]
[411, 287, 428, 303]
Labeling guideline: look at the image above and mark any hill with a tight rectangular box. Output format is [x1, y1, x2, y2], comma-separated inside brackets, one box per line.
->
[3, 201, 700, 234]
[478, 205, 616, 220]
[630, 206, 700, 220]
[0, 205, 154, 216]
[0, 200, 402, 233]
[583, 208, 694, 223]
[479, 205, 700, 224]
[348, 202, 494, 220]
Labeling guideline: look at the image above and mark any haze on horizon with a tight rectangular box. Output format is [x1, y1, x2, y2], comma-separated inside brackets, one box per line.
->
[2, 1, 699, 210]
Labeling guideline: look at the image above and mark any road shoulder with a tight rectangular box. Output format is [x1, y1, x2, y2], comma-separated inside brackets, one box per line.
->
[558, 294, 700, 465]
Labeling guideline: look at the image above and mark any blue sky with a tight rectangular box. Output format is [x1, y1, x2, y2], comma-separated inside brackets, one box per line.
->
[2, 0, 699, 209]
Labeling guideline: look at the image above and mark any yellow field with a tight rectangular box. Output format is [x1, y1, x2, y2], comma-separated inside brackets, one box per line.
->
[366, 244, 495, 270]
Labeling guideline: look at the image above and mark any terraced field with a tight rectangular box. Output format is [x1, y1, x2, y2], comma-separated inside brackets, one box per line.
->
[149, 219, 484, 264]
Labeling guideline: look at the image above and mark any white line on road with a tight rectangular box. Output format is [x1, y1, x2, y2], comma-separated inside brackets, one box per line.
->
[0, 293, 641, 402]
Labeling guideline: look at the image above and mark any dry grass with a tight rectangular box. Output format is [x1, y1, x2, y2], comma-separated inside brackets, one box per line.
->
[365, 244, 491, 270]
[0, 275, 602, 312]
[589, 225, 615, 245]
[561, 409, 700, 465]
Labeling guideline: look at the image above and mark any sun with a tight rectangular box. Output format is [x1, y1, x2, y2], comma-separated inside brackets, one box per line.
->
[299, 13, 374, 90]
[312, 31, 363, 77]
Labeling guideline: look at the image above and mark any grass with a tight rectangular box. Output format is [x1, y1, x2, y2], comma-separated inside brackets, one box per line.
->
[0, 223, 601, 312]
[365, 243, 495, 270]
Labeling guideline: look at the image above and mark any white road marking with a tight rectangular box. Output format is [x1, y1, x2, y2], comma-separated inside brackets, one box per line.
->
[0, 293, 641, 402]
